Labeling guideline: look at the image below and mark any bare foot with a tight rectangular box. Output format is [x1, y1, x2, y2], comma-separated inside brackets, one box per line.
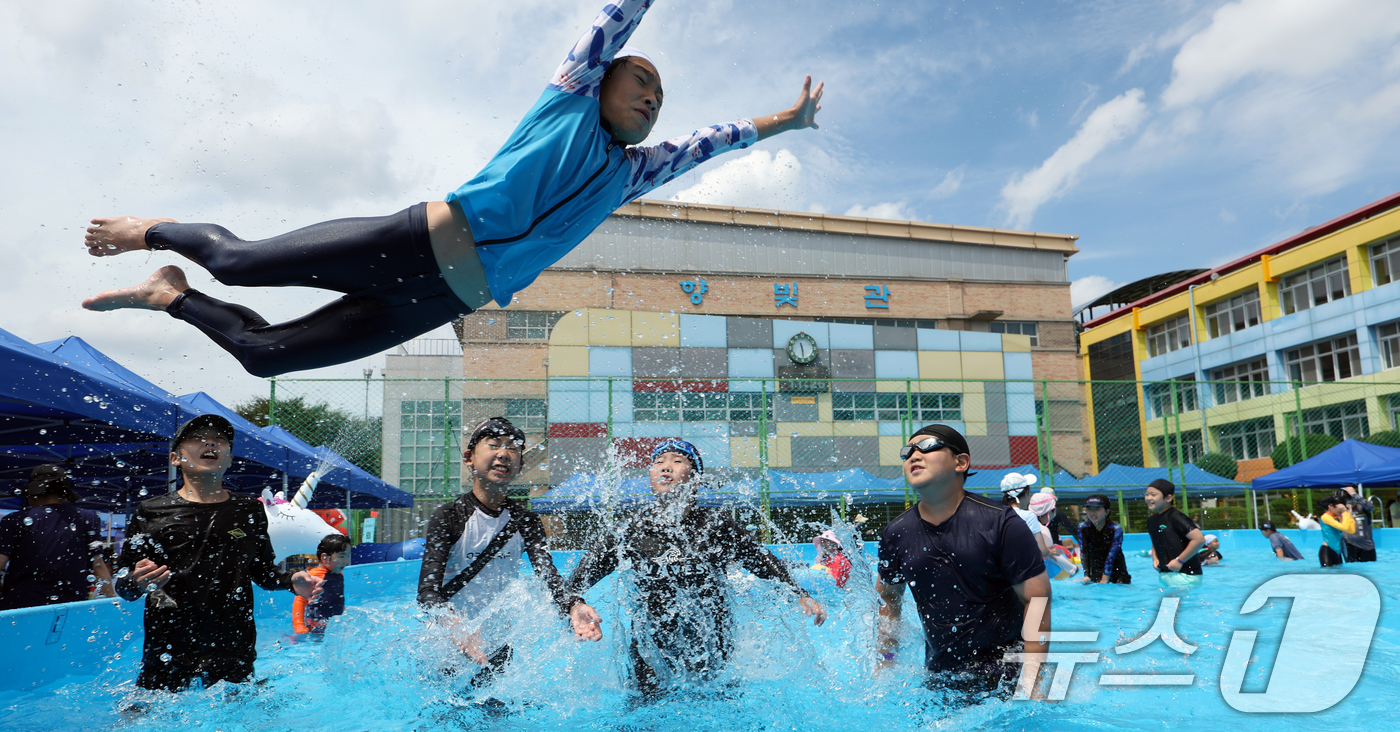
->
[85, 216, 177, 257]
[83, 266, 190, 311]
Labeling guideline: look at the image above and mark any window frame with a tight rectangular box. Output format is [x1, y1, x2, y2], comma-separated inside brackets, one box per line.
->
[1280, 256, 1350, 315]
[1284, 333, 1361, 384]
[506, 311, 564, 341]
[1145, 315, 1191, 358]
[1204, 289, 1261, 338]
[989, 321, 1039, 347]
[1371, 237, 1400, 287]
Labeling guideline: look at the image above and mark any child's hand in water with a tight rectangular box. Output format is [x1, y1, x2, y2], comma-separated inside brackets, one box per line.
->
[569, 602, 603, 642]
[453, 629, 490, 665]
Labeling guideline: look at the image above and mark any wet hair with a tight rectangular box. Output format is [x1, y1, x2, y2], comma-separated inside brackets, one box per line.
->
[317, 533, 352, 560]
[1319, 495, 1347, 512]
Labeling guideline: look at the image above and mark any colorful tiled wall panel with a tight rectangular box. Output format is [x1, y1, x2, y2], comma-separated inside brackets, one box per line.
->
[547, 310, 1038, 472]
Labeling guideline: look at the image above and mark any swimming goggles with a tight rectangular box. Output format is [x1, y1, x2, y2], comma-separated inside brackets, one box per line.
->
[899, 437, 949, 461]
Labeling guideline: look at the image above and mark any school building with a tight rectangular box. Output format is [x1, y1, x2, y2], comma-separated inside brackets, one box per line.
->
[374, 199, 1083, 537]
[1078, 191, 1400, 481]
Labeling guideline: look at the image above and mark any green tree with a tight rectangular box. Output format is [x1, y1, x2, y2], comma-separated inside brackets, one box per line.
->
[1195, 452, 1239, 480]
[1361, 430, 1400, 449]
[236, 396, 382, 477]
[1270, 432, 1340, 470]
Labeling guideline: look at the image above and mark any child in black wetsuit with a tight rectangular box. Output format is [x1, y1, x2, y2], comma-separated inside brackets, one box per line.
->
[1144, 479, 1205, 589]
[565, 439, 826, 695]
[1075, 494, 1130, 584]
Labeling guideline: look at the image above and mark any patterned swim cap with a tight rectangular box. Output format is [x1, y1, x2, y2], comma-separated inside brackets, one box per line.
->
[650, 438, 703, 475]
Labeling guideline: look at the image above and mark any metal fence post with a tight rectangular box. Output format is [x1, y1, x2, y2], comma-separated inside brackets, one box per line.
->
[759, 378, 771, 542]
[903, 378, 914, 508]
[268, 377, 278, 426]
[443, 377, 453, 497]
[1037, 379, 1051, 486]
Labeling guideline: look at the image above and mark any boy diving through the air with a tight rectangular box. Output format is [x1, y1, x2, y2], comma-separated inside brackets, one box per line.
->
[83, 0, 825, 377]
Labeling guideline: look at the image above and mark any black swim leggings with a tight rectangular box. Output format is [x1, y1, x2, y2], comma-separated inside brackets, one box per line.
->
[148, 203, 472, 377]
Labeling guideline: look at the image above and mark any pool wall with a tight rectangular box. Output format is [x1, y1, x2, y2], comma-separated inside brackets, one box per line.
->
[3, 528, 1393, 692]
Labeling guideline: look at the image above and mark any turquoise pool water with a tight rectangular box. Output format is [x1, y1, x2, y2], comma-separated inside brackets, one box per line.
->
[1, 538, 1396, 731]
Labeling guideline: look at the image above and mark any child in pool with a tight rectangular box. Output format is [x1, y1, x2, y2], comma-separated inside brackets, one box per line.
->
[812, 530, 852, 589]
[82, 0, 825, 377]
[292, 533, 351, 637]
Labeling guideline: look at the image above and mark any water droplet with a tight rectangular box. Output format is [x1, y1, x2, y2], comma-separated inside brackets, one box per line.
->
[139, 489, 148, 496]
[22, 518, 33, 526]
[38, 429, 46, 435]
[44, 507, 52, 514]
[116, 568, 130, 578]
[87, 574, 97, 582]
[159, 653, 172, 662]
[87, 635, 97, 643]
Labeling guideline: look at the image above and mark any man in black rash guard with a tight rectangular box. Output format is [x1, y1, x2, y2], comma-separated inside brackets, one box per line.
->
[1075, 494, 1130, 584]
[115, 415, 322, 691]
[417, 418, 583, 686]
[1144, 478, 1205, 589]
[874, 424, 1049, 705]
[565, 439, 826, 696]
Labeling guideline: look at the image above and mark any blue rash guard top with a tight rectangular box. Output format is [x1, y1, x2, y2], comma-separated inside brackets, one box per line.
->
[446, 0, 759, 308]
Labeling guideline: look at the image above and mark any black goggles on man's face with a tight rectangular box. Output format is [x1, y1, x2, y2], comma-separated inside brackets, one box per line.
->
[1084, 500, 1108, 510]
[900, 437, 951, 461]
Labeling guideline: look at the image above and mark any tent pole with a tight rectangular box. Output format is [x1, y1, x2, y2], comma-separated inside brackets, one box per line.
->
[1250, 488, 1259, 530]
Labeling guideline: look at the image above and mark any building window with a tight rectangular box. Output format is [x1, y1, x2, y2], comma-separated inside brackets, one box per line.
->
[1280, 256, 1350, 315]
[506, 311, 564, 340]
[1147, 377, 1198, 418]
[1212, 358, 1270, 404]
[1145, 316, 1191, 358]
[1389, 394, 1400, 430]
[989, 321, 1039, 347]
[831, 393, 962, 422]
[504, 399, 547, 431]
[1150, 429, 1204, 465]
[1285, 333, 1361, 384]
[1215, 417, 1276, 461]
[1372, 237, 1400, 287]
[633, 392, 774, 422]
[1294, 400, 1370, 442]
[1204, 290, 1261, 338]
[1378, 322, 1400, 370]
[813, 317, 938, 329]
[398, 400, 462, 494]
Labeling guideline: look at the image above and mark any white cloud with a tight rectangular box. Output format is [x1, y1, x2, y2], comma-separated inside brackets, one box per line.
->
[930, 169, 963, 200]
[669, 149, 805, 210]
[1162, 0, 1400, 109]
[998, 89, 1148, 229]
[843, 202, 912, 220]
[1071, 275, 1123, 310]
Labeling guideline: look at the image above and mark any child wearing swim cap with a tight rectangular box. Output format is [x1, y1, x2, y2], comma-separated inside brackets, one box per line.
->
[82, 0, 825, 378]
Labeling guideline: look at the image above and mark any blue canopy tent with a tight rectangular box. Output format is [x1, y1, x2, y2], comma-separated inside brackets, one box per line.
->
[0, 330, 178, 449]
[260, 424, 410, 509]
[1069, 463, 1247, 497]
[1251, 439, 1400, 491]
[964, 464, 1080, 496]
[0, 329, 407, 512]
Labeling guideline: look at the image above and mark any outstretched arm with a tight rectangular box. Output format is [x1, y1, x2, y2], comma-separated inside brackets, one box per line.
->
[754, 75, 824, 141]
[621, 75, 826, 201]
[549, 0, 655, 98]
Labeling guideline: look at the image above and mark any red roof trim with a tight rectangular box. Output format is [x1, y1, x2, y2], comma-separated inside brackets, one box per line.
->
[1082, 190, 1400, 329]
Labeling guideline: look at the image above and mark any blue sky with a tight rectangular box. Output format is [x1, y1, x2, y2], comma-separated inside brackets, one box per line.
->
[3, 0, 1400, 404]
